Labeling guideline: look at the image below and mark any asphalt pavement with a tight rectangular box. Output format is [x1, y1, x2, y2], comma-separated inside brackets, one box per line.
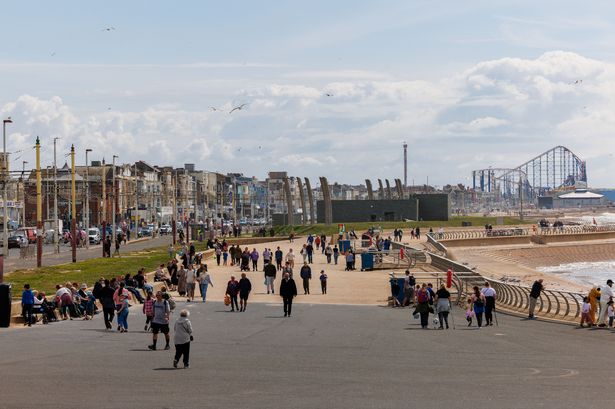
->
[0, 302, 611, 409]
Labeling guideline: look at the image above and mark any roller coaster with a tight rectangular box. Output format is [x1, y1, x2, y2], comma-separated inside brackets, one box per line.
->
[472, 146, 587, 200]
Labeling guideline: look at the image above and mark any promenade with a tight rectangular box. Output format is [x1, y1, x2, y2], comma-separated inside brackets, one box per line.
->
[0, 301, 610, 409]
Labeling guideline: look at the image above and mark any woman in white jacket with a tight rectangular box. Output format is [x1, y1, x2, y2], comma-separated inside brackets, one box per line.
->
[173, 309, 193, 369]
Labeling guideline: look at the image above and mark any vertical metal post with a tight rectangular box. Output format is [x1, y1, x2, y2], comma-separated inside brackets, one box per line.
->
[172, 172, 177, 245]
[112, 155, 117, 251]
[35, 138, 42, 267]
[2, 117, 11, 257]
[21, 161, 27, 227]
[134, 163, 138, 241]
[53, 138, 59, 254]
[85, 149, 91, 248]
[70, 145, 76, 263]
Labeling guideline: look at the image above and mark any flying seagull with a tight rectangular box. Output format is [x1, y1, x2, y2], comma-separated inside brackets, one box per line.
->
[210, 106, 222, 112]
[325, 93, 333, 97]
[102, 27, 116, 32]
[229, 103, 248, 114]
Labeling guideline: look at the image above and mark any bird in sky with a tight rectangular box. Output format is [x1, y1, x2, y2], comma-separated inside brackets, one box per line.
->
[570, 79, 583, 85]
[229, 103, 248, 114]
[210, 106, 222, 112]
[102, 27, 116, 32]
[50, 52, 56, 57]
[258, 145, 262, 149]
[325, 93, 334, 97]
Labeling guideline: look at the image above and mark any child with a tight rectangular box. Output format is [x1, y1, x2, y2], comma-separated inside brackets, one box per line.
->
[117, 294, 129, 333]
[580, 296, 592, 327]
[21, 284, 35, 327]
[465, 298, 474, 326]
[143, 290, 154, 331]
[608, 300, 615, 328]
[173, 309, 193, 369]
[319, 270, 328, 295]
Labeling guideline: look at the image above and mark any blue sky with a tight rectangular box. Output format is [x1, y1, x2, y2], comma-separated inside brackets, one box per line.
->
[1, 1, 615, 186]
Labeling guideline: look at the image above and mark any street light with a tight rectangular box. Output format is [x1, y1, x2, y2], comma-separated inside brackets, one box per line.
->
[84, 149, 92, 248]
[112, 155, 118, 254]
[2, 117, 12, 257]
[53, 137, 61, 254]
[21, 161, 27, 227]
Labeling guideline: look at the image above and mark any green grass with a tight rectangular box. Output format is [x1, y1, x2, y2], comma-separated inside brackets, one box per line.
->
[272, 216, 532, 236]
[6, 245, 181, 297]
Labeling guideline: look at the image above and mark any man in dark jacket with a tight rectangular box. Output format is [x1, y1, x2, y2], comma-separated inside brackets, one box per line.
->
[279, 272, 297, 317]
[99, 279, 116, 329]
[264, 260, 277, 294]
[299, 262, 312, 295]
[528, 279, 544, 319]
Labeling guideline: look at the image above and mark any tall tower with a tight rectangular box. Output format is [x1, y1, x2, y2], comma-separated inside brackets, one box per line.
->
[403, 142, 408, 187]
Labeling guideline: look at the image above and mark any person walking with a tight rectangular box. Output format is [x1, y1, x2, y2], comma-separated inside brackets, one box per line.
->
[306, 243, 314, 264]
[198, 268, 213, 302]
[185, 265, 196, 302]
[481, 282, 497, 326]
[413, 284, 432, 329]
[300, 262, 312, 294]
[333, 245, 339, 265]
[324, 245, 332, 264]
[173, 309, 193, 369]
[580, 297, 592, 328]
[177, 265, 187, 297]
[99, 279, 116, 330]
[215, 246, 222, 266]
[226, 276, 240, 312]
[285, 248, 295, 269]
[345, 251, 354, 271]
[319, 270, 327, 294]
[275, 247, 283, 270]
[402, 270, 416, 307]
[263, 248, 271, 267]
[148, 291, 171, 351]
[21, 284, 35, 327]
[250, 248, 259, 271]
[117, 293, 129, 332]
[300, 244, 308, 264]
[239, 273, 252, 312]
[279, 272, 297, 317]
[435, 284, 451, 329]
[528, 279, 544, 319]
[471, 286, 486, 328]
[264, 260, 277, 294]
[143, 290, 155, 331]
[598, 279, 614, 327]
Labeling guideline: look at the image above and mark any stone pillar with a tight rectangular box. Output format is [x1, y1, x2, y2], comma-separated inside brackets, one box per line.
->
[385, 179, 392, 199]
[319, 176, 332, 225]
[377, 179, 384, 200]
[395, 178, 404, 199]
[365, 179, 374, 200]
[283, 176, 293, 226]
[296, 177, 307, 225]
[304, 177, 315, 225]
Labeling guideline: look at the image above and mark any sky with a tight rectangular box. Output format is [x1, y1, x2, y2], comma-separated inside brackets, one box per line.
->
[1, 0, 615, 187]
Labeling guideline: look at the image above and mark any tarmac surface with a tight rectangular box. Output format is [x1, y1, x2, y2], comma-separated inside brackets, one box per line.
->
[1, 301, 612, 409]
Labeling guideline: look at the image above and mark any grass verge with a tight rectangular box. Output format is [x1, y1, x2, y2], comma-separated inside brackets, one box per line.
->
[273, 216, 531, 236]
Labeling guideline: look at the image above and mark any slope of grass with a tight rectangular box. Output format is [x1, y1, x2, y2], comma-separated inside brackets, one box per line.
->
[273, 216, 531, 236]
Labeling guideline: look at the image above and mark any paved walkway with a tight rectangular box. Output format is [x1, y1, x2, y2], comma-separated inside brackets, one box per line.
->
[1, 301, 612, 408]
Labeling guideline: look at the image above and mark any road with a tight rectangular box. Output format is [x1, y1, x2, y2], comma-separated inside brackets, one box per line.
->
[3, 235, 173, 272]
[0, 302, 609, 409]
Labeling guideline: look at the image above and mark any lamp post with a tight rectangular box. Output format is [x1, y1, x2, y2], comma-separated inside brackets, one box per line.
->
[70, 145, 76, 263]
[134, 162, 138, 241]
[35, 138, 42, 267]
[84, 149, 92, 248]
[53, 137, 60, 254]
[112, 155, 118, 254]
[2, 117, 12, 257]
[21, 161, 27, 227]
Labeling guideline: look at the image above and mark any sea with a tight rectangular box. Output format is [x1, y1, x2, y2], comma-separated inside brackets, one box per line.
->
[537, 212, 615, 286]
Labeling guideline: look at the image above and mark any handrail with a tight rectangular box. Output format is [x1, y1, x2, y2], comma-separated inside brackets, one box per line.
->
[429, 224, 615, 241]
[416, 235, 587, 324]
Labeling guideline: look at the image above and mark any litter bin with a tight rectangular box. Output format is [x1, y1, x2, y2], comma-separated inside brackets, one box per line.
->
[0, 283, 12, 328]
[361, 253, 374, 271]
[338, 239, 351, 253]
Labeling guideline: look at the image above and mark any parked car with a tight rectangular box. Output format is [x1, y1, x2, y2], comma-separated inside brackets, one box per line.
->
[88, 227, 101, 245]
[138, 227, 152, 237]
[16, 227, 37, 244]
[159, 224, 172, 234]
[8, 232, 27, 248]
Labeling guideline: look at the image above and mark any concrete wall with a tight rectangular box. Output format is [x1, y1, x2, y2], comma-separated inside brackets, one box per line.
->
[531, 231, 615, 244]
[413, 193, 450, 221]
[272, 213, 303, 226]
[441, 236, 531, 247]
[316, 199, 419, 223]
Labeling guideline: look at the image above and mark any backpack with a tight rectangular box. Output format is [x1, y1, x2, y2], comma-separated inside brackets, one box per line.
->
[417, 290, 430, 303]
[166, 298, 176, 311]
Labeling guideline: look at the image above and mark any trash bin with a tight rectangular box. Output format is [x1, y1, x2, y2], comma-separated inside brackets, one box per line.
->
[361, 253, 374, 271]
[338, 240, 351, 253]
[0, 283, 12, 328]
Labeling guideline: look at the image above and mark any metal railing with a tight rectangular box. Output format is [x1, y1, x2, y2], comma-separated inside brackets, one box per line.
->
[420, 234, 587, 323]
[432, 224, 615, 241]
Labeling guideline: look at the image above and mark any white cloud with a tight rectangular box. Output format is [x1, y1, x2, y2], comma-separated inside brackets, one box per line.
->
[3, 51, 615, 187]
